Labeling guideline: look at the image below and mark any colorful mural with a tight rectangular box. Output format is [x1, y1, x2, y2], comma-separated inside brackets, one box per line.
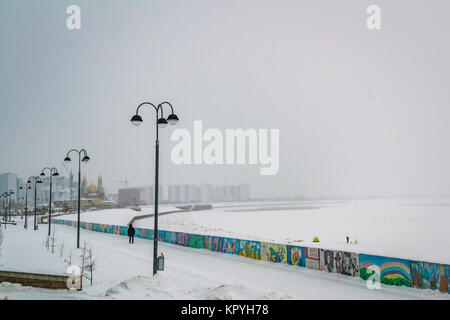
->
[287, 245, 305, 267]
[261, 242, 287, 263]
[410, 261, 449, 294]
[221, 237, 240, 254]
[177, 232, 190, 246]
[238, 240, 262, 260]
[359, 254, 411, 287]
[189, 234, 205, 249]
[204, 236, 221, 252]
[320, 249, 359, 277]
[157, 230, 166, 242]
[165, 231, 178, 244]
[305, 247, 320, 270]
[51, 219, 449, 295]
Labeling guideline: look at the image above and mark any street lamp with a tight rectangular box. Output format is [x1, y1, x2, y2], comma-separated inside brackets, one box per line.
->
[40, 167, 59, 236]
[1, 193, 6, 228]
[28, 176, 43, 230]
[64, 149, 90, 248]
[19, 182, 32, 229]
[130, 101, 179, 275]
[2, 190, 14, 228]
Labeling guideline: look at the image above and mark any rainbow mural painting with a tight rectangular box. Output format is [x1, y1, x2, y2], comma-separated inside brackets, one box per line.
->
[359, 254, 411, 287]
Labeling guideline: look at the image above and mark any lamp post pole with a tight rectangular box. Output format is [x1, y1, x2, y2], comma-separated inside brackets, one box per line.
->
[28, 176, 43, 230]
[8, 191, 13, 222]
[20, 182, 31, 229]
[64, 149, 90, 249]
[130, 101, 179, 275]
[41, 167, 59, 236]
[2, 194, 5, 228]
[3, 191, 14, 228]
[25, 184, 29, 229]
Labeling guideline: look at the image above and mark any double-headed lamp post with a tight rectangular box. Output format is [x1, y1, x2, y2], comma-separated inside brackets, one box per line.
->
[64, 149, 90, 249]
[130, 101, 179, 275]
[28, 176, 43, 230]
[40, 167, 60, 236]
[19, 182, 32, 229]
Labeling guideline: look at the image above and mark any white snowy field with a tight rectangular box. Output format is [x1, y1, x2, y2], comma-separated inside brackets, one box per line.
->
[58, 205, 181, 226]
[132, 198, 450, 265]
[1, 221, 449, 300]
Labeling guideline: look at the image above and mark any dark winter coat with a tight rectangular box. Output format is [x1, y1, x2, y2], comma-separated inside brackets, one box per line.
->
[128, 224, 136, 237]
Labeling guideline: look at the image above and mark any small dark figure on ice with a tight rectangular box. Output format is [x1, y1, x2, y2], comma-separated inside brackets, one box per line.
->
[346, 236, 349, 244]
[128, 224, 135, 244]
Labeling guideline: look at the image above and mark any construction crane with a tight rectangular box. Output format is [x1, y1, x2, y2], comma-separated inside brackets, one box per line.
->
[61, 161, 74, 200]
[110, 178, 128, 189]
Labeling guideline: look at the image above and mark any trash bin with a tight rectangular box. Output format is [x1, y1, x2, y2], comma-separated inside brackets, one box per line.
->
[157, 253, 165, 271]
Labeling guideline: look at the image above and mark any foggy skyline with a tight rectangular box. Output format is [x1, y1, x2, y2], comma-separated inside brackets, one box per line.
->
[1, 1, 449, 199]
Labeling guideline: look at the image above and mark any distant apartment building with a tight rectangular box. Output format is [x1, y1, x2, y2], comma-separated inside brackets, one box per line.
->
[0, 172, 18, 201]
[118, 188, 141, 206]
[167, 184, 250, 203]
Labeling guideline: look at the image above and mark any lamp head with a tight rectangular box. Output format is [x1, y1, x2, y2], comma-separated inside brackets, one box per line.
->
[131, 114, 143, 126]
[40, 172, 45, 176]
[167, 113, 179, 125]
[64, 156, 71, 163]
[158, 117, 168, 128]
[82, 155, 90, 163]
[52, 171, 59, 177]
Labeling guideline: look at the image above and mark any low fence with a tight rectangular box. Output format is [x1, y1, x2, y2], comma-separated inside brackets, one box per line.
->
[52, 219, 450, 295]
[0, 269, 81, 290]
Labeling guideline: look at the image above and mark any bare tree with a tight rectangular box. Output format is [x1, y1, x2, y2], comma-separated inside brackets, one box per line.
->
[44, 236, 50, 251]
[79, 240, 88, 278]
[85, 246, 97, 285]
[50, 228, 57, 254]
[65, 249, 73, 267]
[0, 228, 3, 258]
[59, 240, 65, 258]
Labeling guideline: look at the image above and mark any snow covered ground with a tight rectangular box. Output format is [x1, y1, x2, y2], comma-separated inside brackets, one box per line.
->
[132, 198, 450, 264]
[1, 220, 449, 300]
[58, 205, 181, 226]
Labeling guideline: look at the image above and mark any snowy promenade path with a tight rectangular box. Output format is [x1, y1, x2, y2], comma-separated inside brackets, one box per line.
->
[1, 222, 449, 300]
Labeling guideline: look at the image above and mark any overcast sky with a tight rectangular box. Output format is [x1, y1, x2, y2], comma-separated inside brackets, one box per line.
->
[0, 0, 449, 198]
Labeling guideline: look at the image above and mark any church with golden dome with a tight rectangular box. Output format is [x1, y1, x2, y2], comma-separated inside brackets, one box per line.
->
[81, 175, 105, 200]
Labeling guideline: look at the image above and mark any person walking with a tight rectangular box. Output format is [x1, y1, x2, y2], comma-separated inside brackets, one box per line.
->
[128, 223, 135, 244]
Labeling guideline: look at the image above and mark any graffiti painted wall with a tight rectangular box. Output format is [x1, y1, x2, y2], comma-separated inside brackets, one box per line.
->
[165, 231, 178, 244]
[51, 219, 449, 294]
[189, 234, 205, 249]
[410, 261, 449, 294]
[287, 245, 305, 267]
[204, 236, 221, 252]
[221, 237, 240, 255]
[359, 254, 411, 287]
[177, 232, 190, 246]
[261, 242, 287, 263]
[238, 240, 262, 260]
[319, 249, 359, 277]
[304, 247, 320, 270]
